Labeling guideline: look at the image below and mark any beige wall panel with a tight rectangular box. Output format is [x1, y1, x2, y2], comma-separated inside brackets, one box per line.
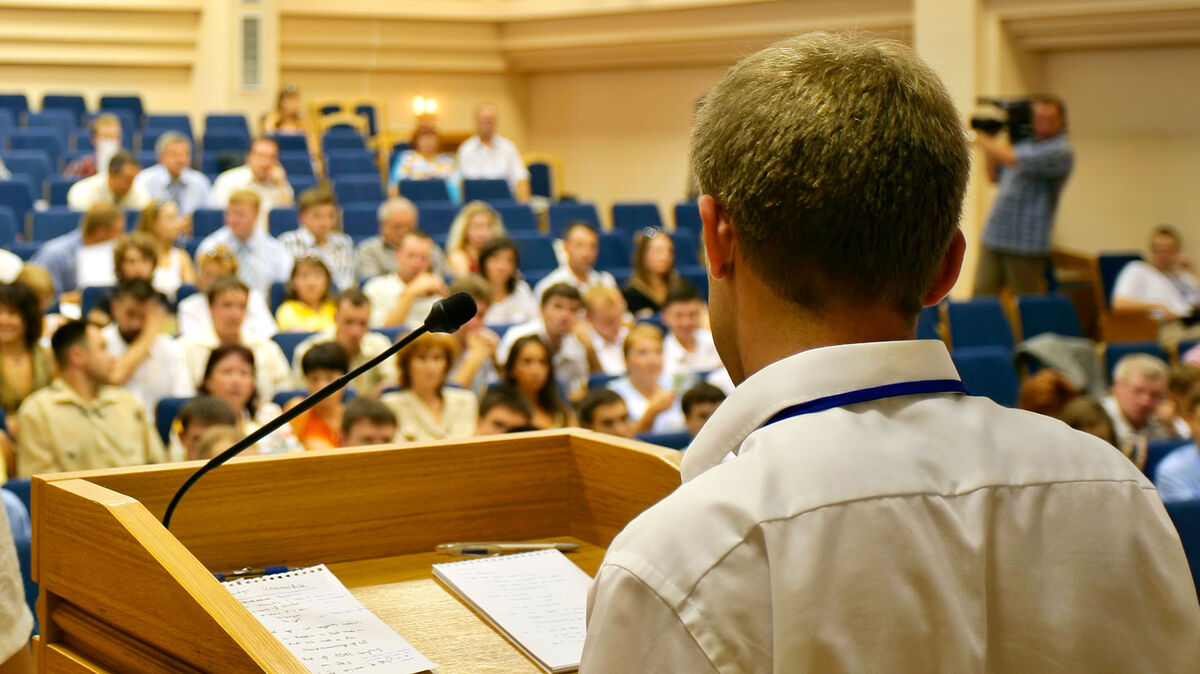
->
[0, 65, 194, 114]
[1044, 45, 1200, 254]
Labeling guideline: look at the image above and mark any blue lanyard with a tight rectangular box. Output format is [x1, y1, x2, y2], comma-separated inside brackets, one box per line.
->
[760, 379, 968, 428]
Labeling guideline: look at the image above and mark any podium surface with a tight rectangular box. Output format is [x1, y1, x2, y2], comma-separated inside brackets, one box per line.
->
[30, 430, 682, 672]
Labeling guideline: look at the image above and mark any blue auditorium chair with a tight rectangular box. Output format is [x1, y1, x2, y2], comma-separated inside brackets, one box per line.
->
[155, 397, 192, 445]
[636, 431, 692, 451]
[951, 346, 1020, 407]
[269, 208, 299, 237]
[511, 234, 558, 273]
[353, 103, 379, 137]
[416, 203, 457, 241]
[672, 229, 702, 268]
[674, 201, 701, 231]
[495, 203, 537, 234]
[175, 284, 198, 305]
[0, 94, 29, 124]
[289, 175, 318, 196]
[398, 179, 451, 204]
[98, 94, 144, 126]
[598, 232, 631, 270]
[612, 203, 663, 234]
[947, 297, 1015, 350]
[272, 332, 316, 364]
[41, 93, 88, 126]
[1016, 293, 1084, 339]
[269, 134, 309, 154]
[588, 372, 620, 390]
[333, 176, 385, 206]
[203, 131, 250, 156]
[0, 206, 16, 246]
[1146, 439, 1190, 483]
[273, 390, 308, 408]
[191, 208, 225, 239]
[67, 128, 93, 152]
[9, 242, 40, 261]
[278, 152, 314, 182]
[528, 161, 553, 199]
[270, 282, 288, 314]
[26, 109, 76, 142]
[342, 203, 379, 242]
[321, 130, 367, 154]
[1097, 252, 1142, 309]
[326, 150, 378, 180]
[47, 176, 76, 206]
[0, 177, 36, 227]
[1104, 341, 1169, 383]
[0, 109, 14, 144]
[81, 285, 113, 317]
[8, 128, 63, 164]
[387, 142, 411, 174]
[31, 208, 81, 242]
[205, 113, 251, 137]
[0, 150, 53, 193]
[1165, 499, 1200, 592]
[138, 129, 170, 155]
[462, 179, 512, 204]
[548, 202, 601, 237]
[917, 305, 941, 340]
[144, 114, 193, 140]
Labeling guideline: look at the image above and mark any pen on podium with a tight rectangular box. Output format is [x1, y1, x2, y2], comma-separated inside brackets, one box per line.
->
[214, 566, 290, 581]
[436, 542, 581, 557]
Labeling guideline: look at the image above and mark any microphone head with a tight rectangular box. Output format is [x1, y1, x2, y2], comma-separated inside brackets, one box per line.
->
[425, 292, 478, 333]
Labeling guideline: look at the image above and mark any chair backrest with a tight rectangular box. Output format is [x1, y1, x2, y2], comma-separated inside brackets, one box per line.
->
[155, 397, 192, 445]
[1146, 439, 1190, 483]
[325, 150, 378, 180]
[353, 103, 379, 137]
[597, 232, 632, 271]
[528, 161, 553, 199]
[143, 114, 193, 140]
[398, 179, 451, 204]
[511, 233, 558, 273]
[342, 203, 379, 241]
[202, 130, 251, 156]
[9, 128, 63, 162]
[612, 202, 663, 234]
[635, 431, 692, 451]
[1104, 341, 1170, 384]
[494, 203, 537, 234]
[947, 297, 1015, 350]
[98, 94, 145, 126]
[0, 94, 29, 124]
[272, 389, 308, 409]
[0, 109, 14, 143]
[270, 281, 288, 314]
[462, 179, 512, 204]
[674, 201, 702, 231]
[0, 149, 52, 191]
[47, 176, 76, 206]
[268, 207, 299, 238]
[0, 177, 36, 226]
[548, 202, 601, 237]
[175, 283, 198, 304]
[205, 113, 251, 136]
[26, 109, 75, 141]
[288, 175, 318, 196]
[278, 152, 314, 181]
[917, 305, 941, 340]
[31, 208, 82, 242]
[1097, 252, 1143, 309]
[0, 205, 16, 246]
[81, 285, 113, 317]
[671, 228, 702, 268]
[1016, 293, 1084, 340]
[41, 93, 88, 126]
[9, 242, 41, 261]
[1164, 498, 1200, 593]
[332, 176, 384, 206]
[272, 332, 316, 364]
[268, 134, 309, 155]
[951, 346, 1019, 407]
[191, 208, 225, 239]
[415, 203, 457, 240]
[321, 130, 367, 154]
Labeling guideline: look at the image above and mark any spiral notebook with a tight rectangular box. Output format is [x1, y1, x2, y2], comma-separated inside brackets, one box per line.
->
[223, 564, 436, 674]
[432, 549, 591, 674]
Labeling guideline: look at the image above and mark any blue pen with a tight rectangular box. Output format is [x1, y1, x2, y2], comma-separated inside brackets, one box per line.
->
[215, 565, 289, 581]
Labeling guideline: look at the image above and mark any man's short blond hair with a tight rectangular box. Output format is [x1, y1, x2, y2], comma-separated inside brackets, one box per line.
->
[81, 203, 123, 238]
[228, 189, 261, 214]
[690, 32, 969, 317]
[1113, 353, 1169, 383]
[584, 285, 625, 313]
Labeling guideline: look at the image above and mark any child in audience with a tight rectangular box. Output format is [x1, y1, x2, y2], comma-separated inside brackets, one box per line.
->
[285, 342, 350, 451]
[578, 388, 634, 438]
[681, 382, 726, 438]
[198, 344, 302, 454]
[446, 201, 506, 278]
[136, 200, 195, 300]
[381, 333, 478, 442]
[340, 398, 399, 448]
[660, 284, 724, 378]
[476, 385, 533, 435]
[178, 246, 276, 341]
[196, 425, 245, 460]
[608, 323, 686, 435]
[502, 335, 576, 429]
[623, 229, 688, 318]
[1154, 389, 1200, 502]
[479, 237, 538, 326]
[275, 256, 337, 333]
[174, 395, 239, 461]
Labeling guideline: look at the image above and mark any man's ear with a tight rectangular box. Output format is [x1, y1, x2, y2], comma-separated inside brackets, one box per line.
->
[699, 195, 734, 280]
[923, 229, 966, 306]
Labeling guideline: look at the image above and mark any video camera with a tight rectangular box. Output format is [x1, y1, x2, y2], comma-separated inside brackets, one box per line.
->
[970, 97, 1034, 144]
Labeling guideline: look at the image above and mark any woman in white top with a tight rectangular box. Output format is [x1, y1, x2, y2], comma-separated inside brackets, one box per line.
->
[381, 332, 478, 443]
[607, 323, 687, 435]
[136, 200, 194, 301]
[446, 201, 506, 278]
[197, 344, 302, 455]
[479, 237, 538, 326]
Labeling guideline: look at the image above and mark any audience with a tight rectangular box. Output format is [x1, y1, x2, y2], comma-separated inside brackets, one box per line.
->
[1112, 225, 1200, 344]
[356, 197, 429, 280]
[32, 203, 125, 300]
[196, 190, 294, 297]
[681, 381, 725, 438]
[196, 425, 245, 460]
[363, 230, 447, 328]
[286, 342, 349, 451]
[502, 335, 575, 429]
[533, 222, 616, 300]
[262, 84, 315, 150]
[457, 103, 530, 201]
[16, 320, 165, 476]
[608, 323, 686, 435]
[175, 395, 238, 461]
[623, 229, 688, 318]
[479, 237, 538, 326]
[578, 388, 634, 438]
[446, 201, 506, 278]
[291, 288, 397, 397]
[1155, 389, 1200, 502]
[132, 132, 212, 216]
[340, 397, 398, 447]
[381, 333, 478, 442]
[0, 283, 53, 416]
[1017, 369, 1079, 418]
[195, 343, 300, 454]
[275, 256, 337, 333]
[177, 246, 277, 342]
[14, 264, 64, 344]
[1103, 353, 1180, 449]
[497, 283, 591, 398]
[1060, 395, 1119, 447]
[583, 286, 629, 376]
[63, 112, 122, 178]
[446, 277, 499, 395]
[0, 249, 21, 286]
[476, 386, 533, 435]
[135, 200, 195, 300]
[209, 137, 294, 233]
[1165, 364, 1200, 438]
[660, 284, 723, 377]
[279, 187, 355, 291]
[101, 280, 193, 422]
[389, 125, 457, 197]
[67, 150, 149, 210]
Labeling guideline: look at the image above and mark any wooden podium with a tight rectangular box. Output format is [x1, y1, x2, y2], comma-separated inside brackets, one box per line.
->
[30, 430, 682, 672]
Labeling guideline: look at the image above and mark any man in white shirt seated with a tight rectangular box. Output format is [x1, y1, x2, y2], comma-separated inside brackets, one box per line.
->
[31, 203, 125, 300]
[363, 230, 447, 328]
[196, 190, 294, 297]
[497, 283, 591, 399]
[1102, 353, 1182, 449]
[1112, 225, 1200, 344]
[291, 288, 397, 398]
[177, 275, 293, 404]
[66, 151, 151, 211]
[456, 103, 530, 201]
[101, 279, 194, 422]
[661, 284, 724, 378]
[209, 137, 294, 233]
[177, 245, 277, 342]
[132, 131, 212, 217]
[532, 222, 617, 301]
[278, 187, 356, 291]
[581, 33, 1200, 672]
[583, 285, 629, 376]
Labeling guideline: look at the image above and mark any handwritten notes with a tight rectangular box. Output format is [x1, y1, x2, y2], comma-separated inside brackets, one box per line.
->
[433, 549, 591, 673]
[223, 565, 435, 674]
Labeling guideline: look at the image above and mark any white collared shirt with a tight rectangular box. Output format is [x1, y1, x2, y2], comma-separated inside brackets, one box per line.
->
[456, 134, 529, 191]
[1112, 260, 1200, 320]
[583, 339, 1200, 672]
[209, 165, 294, 233]
[66, 172, 151, 210]
[589, 323, 628, 376]
[101, 323, 195, 422]
[662, 328, 723, 376]
[532, 266, 616, 303]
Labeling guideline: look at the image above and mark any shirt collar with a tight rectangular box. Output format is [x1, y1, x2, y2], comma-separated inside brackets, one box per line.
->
[681, 339, 961, 482]
[45, 379, 124, 410]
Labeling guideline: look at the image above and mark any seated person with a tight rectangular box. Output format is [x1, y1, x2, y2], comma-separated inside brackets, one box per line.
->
[64, 112, 122, 178]
[135, 200, 196, 300]
[102, 279, 194, 423]
[0, 283, 54, 418]
[479, 236, 539, 326]
[356, 198, 449, 280]
[497, 283, 592, 399]
[89, 232, 172, 325]
[196, 190, 294, 297]
[661, 284, 724, 377]
[1155, 389, 1200, 502]
[278, 187, 355, 292]
[195, 343, 301, 454]
[196, 425, 245, 460]
[584, 286, 629, 376]
[32, 203, 125, 301]
[174, 395, 238, 462]
[476, 385, 533, 435]
[17, 320, 166, 476]
[446, 277, 499, 396]
[381, 333, 478, 443]
[623, 229, 691, 318]
[291, 288, 397, 397]
[1058, 395, 1135, 467]
[363, 231, 448, 328]
[681, 381, 726, 438]
[446, 201, 506, 278]
[1102, 353, 1182, 449]
[390, 125, 457, 193]
[14, 264, 66, 346]
[262, 84, 316, 151]
[209, 137, 294, 233]
[457, 103, 530, 201]
[578, 388, 634, 438]
[1017, 369, 1078, 419]
[177, 246, 277, 342]
[608, 324, 687, 435]
[1165, 364, 1200, 438]
[533, 222, 617, 300]
[340, 397, 399, 448]
[1112, 225, 1200, 343]
[502, 335, 576, 429]
[286, 342, 349, 451]
[275, 256, 337, 333]
[67, 151, 150, 210]
[132, 131, 212, 216]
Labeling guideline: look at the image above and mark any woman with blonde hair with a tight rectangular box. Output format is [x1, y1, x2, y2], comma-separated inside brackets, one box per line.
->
[446, 201, 506, 278]
[623, 228, 690, 318]
[381, 332, 478, 442]
[136, 200, 195, 300]
[608, 323, 686, 434]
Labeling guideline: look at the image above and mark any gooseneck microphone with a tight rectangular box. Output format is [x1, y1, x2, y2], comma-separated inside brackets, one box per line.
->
[161, 292, 478, 529]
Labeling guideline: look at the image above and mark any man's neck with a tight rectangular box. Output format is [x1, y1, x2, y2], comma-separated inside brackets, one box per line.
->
[61, 371, 98, 402]
[675, 330, 697, 351]
[216, 329, 240, 344]
[568, 265, 590, 283]
[338, 336, 360, 358]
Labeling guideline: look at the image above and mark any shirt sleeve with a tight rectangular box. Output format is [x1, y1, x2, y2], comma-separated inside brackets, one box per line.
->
[65, 179, 90, 210]
[142, 404, 167, 465]
[0, 503, 31, 663]
[1014, 139, 1073, 179]
[1110, 263, 1144, 303]
[15, 401, 57, 477]
[506, 142, 530, 187]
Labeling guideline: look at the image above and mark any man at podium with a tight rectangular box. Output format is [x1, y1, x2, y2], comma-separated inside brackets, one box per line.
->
[581, 33, 1200, 672]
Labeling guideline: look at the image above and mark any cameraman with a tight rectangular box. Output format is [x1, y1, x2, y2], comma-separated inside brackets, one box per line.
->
[973, 96, 1073, 296]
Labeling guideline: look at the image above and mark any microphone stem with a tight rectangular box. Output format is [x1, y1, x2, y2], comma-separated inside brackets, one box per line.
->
[162, 325, 431, 529]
